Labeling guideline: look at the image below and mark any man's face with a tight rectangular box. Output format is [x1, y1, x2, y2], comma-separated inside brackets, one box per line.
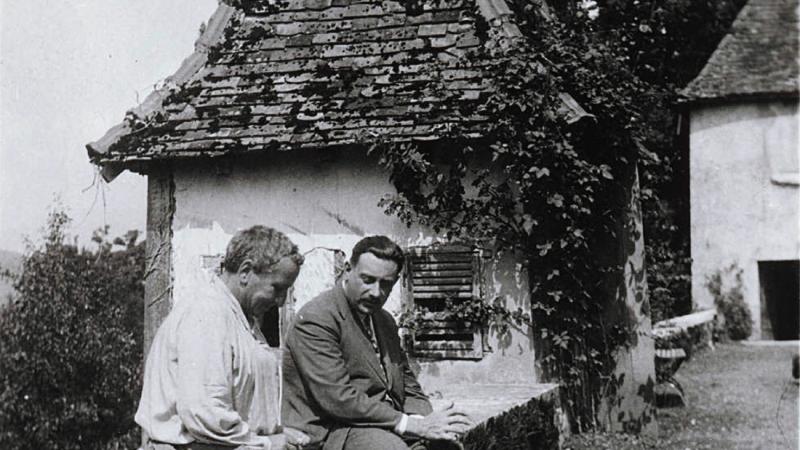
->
[343, 252, 401, 316]
[241, 257, 300, 319]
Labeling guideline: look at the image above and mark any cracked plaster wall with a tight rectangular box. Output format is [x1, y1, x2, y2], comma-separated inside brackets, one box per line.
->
[168, 149, 537, 386]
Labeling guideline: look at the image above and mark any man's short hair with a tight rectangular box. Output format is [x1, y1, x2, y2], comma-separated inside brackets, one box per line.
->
[222, 225, 304, 274]
[349, 236, 405, 269]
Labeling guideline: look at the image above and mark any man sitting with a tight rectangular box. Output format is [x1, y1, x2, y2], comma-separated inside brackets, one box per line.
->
[136, 226, 309, 450]
[282, 236, 471, 450]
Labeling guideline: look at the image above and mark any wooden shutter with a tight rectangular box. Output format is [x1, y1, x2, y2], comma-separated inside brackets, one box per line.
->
[406, 245, 483, 360]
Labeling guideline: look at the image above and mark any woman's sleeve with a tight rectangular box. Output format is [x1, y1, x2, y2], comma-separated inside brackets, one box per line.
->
[174, 304, 263, 447]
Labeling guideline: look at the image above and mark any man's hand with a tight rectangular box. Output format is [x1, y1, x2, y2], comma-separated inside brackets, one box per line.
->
[404, 401, 473, 442]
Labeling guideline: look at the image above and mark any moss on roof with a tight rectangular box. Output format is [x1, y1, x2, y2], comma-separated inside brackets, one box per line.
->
[88, 0, 522, 168]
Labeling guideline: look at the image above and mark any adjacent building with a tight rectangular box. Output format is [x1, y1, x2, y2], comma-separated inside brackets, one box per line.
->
[682, 0, 799, 339]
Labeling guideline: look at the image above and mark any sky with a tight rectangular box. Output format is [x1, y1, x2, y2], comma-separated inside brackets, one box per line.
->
[0, 0, 217, 253]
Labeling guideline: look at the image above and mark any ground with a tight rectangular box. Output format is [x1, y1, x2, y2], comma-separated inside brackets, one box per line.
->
[564, 342, 799, 449]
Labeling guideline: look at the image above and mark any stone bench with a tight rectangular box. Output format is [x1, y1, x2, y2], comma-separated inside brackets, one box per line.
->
[652, 308, 717, 353]
[429, 383, 565, 450]
[288, 383, 565, 450]
[652, 309, 717, 406]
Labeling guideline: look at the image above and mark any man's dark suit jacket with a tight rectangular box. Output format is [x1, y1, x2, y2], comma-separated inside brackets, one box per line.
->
[282, 285, 433, 450]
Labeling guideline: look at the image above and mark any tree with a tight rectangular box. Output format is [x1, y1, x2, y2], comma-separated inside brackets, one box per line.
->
[376, 2, 652, 427]
[380, 0, 748, 427]
[588, 0, 748, 321]
[0, 211, 145, 450]
[536, 0, 748, 322]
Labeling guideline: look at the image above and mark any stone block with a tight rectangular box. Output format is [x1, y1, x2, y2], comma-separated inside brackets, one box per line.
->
[430, 384, 566, 450]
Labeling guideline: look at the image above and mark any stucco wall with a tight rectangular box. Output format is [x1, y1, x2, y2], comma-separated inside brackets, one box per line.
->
[602, 168, 656, 435]
[169, 149, 536, 387]
[689, 100, 799, 339]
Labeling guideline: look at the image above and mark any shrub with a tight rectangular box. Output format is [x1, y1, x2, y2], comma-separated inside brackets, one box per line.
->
[643, 203, 692, 323]
[706, 264, 752, 341]
[0, 211, 145, 449]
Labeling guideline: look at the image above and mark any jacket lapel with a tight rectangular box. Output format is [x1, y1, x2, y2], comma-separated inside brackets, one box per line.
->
[373, 314, 397, 393]
[332, 285, 389, 387]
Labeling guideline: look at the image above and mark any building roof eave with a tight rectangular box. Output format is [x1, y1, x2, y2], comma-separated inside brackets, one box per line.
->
[86, 3, 237, 181]
[86, 0, 600, 181]
[678, 90, 800, 108]
[681, 0, 798, 102]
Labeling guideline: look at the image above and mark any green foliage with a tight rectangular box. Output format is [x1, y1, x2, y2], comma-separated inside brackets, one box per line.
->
[538, 0, 747, 325]
[585, 0, 748, 323]
[385, 0, 749, 428]
[399, 295, 531, 342]
[646, 216, 692, 323]
[375, 6, 652, 428]
[461, 393, 559, 449]
[0, 211, 145, 450]
[590, 0, 749, 87]
[706, 264, 752, 341]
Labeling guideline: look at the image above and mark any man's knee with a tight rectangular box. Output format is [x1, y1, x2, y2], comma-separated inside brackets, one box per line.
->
[341, 428, 409, 450]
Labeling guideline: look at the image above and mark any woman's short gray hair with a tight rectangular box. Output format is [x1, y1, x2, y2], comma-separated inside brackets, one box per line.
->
[222, 225, 304, 274]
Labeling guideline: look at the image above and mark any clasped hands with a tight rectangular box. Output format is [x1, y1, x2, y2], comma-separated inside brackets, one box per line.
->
[405, 401, 473, 442]
[247, 403, 472, 449]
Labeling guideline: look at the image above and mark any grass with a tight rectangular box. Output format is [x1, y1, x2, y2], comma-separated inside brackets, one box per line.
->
[564, 342, 799, 450]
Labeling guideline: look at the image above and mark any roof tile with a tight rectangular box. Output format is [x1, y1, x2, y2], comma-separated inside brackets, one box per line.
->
[418, 23, 450, 36]
[87, 0, 522, 167]
[683, 0, 799, 102]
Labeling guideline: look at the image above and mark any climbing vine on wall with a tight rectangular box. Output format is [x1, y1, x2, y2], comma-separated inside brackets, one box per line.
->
[376, 4, 651, 429]
[100, 0, 655, 430]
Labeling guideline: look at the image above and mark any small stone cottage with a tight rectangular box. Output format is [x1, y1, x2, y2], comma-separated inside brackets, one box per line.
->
[682, 0, 799, 340]
[89, 0, 655, 444]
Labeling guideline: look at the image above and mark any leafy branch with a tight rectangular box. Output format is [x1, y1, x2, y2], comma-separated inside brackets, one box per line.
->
[375, 9, 648, 429]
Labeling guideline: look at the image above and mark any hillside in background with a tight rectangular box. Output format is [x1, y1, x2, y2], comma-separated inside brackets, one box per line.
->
[0, 249, 23, 307]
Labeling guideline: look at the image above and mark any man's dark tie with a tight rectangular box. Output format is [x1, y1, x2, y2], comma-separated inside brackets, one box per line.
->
[361, 314, 380, 355]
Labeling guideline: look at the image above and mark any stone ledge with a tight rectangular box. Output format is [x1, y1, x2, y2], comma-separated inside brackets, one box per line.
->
[430, 383, 565, 450]
[653, 309, 717, 353]
[653, 308, 717, 335]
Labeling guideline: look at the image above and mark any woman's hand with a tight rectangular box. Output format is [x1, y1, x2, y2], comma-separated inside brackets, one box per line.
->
[263, 433, 288, 450]
[283, 426, 312, 447]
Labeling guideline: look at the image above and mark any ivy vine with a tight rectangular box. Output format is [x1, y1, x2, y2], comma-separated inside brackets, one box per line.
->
[377, 3, 650, 430]
[400, 295, 532, 343]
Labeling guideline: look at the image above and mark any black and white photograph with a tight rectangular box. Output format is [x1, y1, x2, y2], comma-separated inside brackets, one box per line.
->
[1, 0, 797, 448]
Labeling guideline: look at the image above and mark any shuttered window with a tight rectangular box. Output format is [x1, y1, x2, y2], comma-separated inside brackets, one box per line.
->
[405, 245, 483, 360]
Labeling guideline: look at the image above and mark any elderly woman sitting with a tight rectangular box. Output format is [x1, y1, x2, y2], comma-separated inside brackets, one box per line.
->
[136, 226, 309, 450]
